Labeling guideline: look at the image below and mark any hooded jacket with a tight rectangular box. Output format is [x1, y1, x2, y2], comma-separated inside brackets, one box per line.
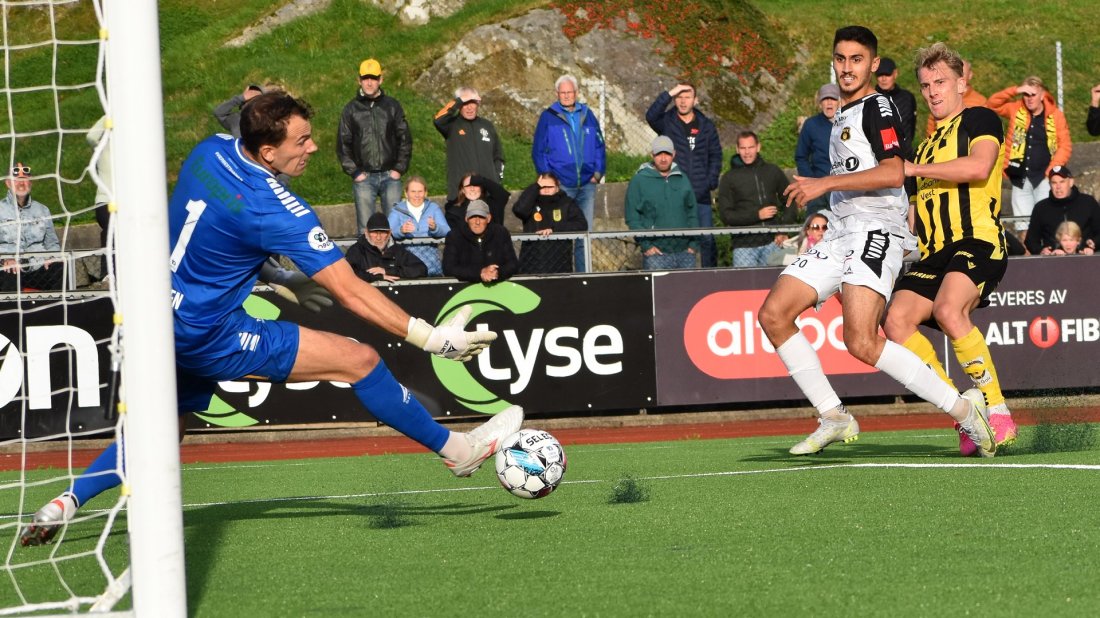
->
[624, 162, 698, 254]
[1025, 186, 1100, 254]
[532, 101, 606, 189]
[336, 87, 412, 177]
[986, 86, 1071, 182]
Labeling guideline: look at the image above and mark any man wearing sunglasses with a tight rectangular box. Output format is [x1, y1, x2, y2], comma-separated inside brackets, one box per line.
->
[987, 76, 1072, 237]
[0, 163, 63, 292]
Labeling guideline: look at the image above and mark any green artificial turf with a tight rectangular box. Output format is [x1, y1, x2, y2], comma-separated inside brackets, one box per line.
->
[3, 423, 1100, 616]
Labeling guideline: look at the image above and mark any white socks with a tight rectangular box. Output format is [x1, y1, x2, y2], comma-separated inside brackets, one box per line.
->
[875, 340, 962, 416]
[776, 333, 843, 415]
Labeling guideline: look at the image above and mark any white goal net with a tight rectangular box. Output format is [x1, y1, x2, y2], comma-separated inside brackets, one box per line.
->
[0, 1, 184, 615]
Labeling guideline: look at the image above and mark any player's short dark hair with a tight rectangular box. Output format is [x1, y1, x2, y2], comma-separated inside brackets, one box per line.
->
[239, 91, 313, 155]
[833, 25, 878, 56]
[736, 130, 759, 144]
[537, 171, 560, 185]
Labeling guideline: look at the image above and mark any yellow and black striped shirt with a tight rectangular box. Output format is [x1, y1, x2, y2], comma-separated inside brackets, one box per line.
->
[911, 106, 1005, 258]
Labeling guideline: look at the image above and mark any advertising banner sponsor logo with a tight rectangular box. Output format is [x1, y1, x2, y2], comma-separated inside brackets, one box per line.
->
[683, 289, 874, 380]
[194, 275, 656, 427]
[656, 269, 907, 405]
[0, 296, 115, 439]
[968, 259, 1100, 390]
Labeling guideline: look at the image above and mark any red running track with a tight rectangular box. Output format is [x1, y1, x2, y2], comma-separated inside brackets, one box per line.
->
[6, 406, 1099, 472]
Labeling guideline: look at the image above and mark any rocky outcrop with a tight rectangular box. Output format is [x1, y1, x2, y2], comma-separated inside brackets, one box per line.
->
[369, 0, 466, 25]
[414, 8, 803, 155]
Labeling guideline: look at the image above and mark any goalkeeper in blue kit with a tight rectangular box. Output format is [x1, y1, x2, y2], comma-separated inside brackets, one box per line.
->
[21, 92, 522, 546]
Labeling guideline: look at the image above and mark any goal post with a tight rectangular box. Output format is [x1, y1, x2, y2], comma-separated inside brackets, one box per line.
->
[104, 0, 187, 615]
[0, 0, 185, 614]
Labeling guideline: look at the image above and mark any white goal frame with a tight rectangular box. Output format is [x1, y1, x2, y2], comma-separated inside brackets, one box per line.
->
[104, 1, 186, 615]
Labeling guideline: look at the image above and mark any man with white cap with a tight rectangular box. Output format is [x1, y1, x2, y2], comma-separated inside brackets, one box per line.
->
[795, 83, 840, 216]
[433, 86, 504, 201]
[624, 135, 699, 270]
[337, 57, 413, 231]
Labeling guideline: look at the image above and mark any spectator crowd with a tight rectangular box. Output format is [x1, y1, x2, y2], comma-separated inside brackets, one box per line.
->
[8, 48, 1100, 295]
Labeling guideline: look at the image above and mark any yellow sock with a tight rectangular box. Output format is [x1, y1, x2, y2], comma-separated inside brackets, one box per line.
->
[952, 326, 1006, 408]
[901, 331, 955, 390]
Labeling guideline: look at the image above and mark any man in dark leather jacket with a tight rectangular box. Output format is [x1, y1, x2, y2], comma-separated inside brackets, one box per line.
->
[337, 58, 413, 233]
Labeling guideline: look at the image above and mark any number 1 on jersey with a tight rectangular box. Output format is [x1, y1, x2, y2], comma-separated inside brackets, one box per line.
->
[170, 199, 207, 272]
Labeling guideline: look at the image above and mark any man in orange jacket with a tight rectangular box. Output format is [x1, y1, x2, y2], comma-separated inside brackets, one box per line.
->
[986, 76, 1072, 236]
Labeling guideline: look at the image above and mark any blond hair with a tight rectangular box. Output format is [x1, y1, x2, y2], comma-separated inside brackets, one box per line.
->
[1056, 220, 1082, 240]
[1023, 75, 1045, 91]
[913, 42, 963, 79]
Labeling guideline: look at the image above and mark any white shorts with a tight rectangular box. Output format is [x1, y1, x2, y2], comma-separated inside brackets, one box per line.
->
[780, 229, 906, 306]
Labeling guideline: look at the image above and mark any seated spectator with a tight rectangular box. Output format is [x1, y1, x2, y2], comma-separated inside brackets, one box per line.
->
[345, 213, 427, 283]
[443, 173, 509, 230]
[388, 176, 449, 276]
[512, 172, 588, 274]
[1024, 166, 1100, 255]
[0, 163, 63, 292]
[1050, 221, 1089, 255]
[442, 199, 518, 284]
[767, 212, 829, 266]
[624, 135, 699, 271]
[717, 131, 797, 267]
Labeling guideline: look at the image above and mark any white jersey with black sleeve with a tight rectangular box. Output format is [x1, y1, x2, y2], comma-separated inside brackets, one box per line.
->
[826, 92, 916, 250]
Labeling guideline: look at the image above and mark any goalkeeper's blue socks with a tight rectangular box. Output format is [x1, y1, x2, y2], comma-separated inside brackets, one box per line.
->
[70, 441, 123, 507]
[352, 360, 449, 453]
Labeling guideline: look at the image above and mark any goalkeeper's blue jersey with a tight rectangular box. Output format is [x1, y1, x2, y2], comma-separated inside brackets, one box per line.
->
[168, 134, 341, 360]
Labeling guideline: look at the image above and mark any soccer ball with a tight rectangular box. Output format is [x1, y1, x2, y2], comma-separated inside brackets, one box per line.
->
[494, 429, 566, 499]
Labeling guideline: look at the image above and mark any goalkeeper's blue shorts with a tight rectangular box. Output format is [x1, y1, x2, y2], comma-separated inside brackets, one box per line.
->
[175, 312, 300, 414]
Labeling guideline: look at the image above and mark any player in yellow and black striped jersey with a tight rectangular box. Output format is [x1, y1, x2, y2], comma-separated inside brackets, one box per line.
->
[910, 106, 1007, 260]
[885, 42, 1018, 454]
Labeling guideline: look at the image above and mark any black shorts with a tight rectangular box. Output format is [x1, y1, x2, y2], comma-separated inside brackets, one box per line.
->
[895, 239, 1007, 308]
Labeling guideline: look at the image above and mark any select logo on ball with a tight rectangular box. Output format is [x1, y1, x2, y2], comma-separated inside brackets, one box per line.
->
[1028, 316, 1059, 349]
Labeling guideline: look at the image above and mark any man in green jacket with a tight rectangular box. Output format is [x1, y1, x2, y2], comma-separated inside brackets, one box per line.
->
[625, 136, 699, 270]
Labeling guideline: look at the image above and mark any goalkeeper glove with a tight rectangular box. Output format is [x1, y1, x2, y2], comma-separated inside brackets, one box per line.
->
[263, 257, 334, 313]
[405, 305, 497, 362]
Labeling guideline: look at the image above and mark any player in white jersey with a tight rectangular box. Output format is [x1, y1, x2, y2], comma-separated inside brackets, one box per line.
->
[757, 26, 996, 457]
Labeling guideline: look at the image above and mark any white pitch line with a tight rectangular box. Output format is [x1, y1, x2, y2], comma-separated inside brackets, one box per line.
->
[4, 461, 1096, 520]
[174, 461, 1100, 511]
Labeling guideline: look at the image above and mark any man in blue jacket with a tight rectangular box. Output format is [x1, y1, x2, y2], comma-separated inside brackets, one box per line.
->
[794, 83, 840, 216]
[532, 75, 606, 272]
[645, 82, 722, 266]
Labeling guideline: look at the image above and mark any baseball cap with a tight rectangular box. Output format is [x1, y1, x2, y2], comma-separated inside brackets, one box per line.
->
[817, 83, 840, 102]
[651, 135, 675, 156]
[1049, 165, 1072, 179]
[466, 199, 490, 219]
[359, 58, 382, 78]
[366, 212, 390, 232]
[875, 57, 897, 76]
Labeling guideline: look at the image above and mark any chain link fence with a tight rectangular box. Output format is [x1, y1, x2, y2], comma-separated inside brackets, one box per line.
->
[329, 224, 804, 279]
